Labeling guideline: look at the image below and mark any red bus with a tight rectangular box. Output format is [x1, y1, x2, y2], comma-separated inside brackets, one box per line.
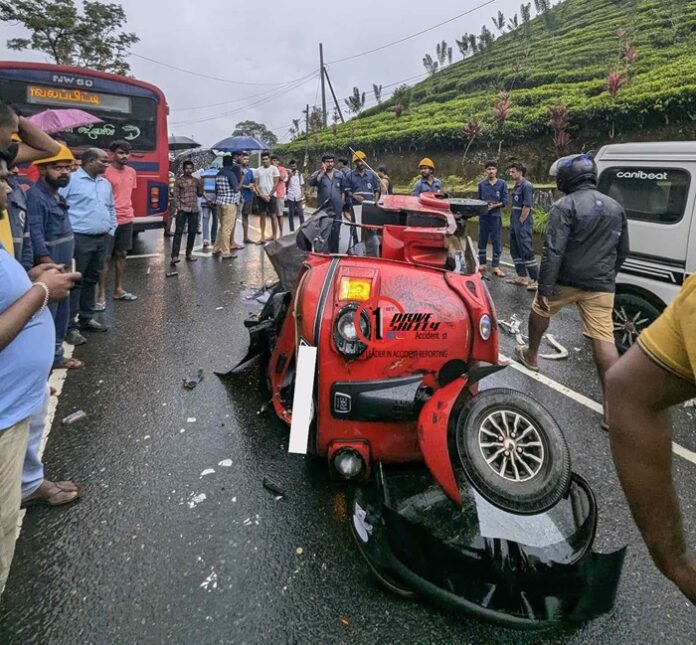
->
[0, 61, 170, 232]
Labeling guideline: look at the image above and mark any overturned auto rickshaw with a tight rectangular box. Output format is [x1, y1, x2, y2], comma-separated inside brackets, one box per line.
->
[226, 193, 625, 628]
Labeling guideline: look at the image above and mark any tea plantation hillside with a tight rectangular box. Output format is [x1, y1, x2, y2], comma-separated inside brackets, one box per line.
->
[278, 0, 696, 161]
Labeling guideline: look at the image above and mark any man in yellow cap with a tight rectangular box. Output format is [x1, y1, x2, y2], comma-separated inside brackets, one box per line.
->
[27, 145, 82, 369]
[412, 158, 442, 196]
[344, 150, 380, 204]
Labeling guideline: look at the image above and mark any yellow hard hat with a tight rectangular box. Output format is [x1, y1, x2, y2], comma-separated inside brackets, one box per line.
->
[419, 157, 435, 170]
[352, 150, 367, 163]
[34, 144, 76, 165]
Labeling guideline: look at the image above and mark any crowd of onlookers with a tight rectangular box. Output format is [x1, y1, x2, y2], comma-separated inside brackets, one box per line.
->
[0, 99, 152, 593]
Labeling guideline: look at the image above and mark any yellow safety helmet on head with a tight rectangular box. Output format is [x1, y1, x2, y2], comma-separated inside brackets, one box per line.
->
[352, 150, 367, 163]
[419, 157, 435, 170]
[34, 144, 76, 165]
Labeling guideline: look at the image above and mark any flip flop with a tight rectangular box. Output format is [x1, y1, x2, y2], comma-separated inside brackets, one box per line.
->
[53, 357, 84, 370]
[513, 345, 539, 372]
[94, 301, 106, 311]
[113, 292, 137, 301]
[21, 481, 84, 508]
[230, 244, 244, 251]
[601, 421, 610, 432]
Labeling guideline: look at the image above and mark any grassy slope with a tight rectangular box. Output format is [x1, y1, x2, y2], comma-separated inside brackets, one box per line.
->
[278, 0, 696, 155]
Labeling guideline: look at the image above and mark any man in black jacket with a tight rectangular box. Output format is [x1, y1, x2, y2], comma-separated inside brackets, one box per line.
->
[514, 154, 629, 427]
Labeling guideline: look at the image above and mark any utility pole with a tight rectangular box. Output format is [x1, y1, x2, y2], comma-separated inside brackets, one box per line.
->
[323, 66, 345, 124]
[319, 43, 327, 128]
[303, 103, 310, 171]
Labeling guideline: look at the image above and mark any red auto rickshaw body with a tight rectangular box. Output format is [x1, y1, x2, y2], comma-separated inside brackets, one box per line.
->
[262, 193, 500, 501]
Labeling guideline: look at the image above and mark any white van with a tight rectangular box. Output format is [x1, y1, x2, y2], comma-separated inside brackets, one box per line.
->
[594, 142, 695, 352]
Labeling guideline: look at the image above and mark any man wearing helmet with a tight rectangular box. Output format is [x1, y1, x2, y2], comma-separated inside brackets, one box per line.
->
[514, 154, 629, 430]
[412, 158, 442, 196]
[27, 145, 82, 370]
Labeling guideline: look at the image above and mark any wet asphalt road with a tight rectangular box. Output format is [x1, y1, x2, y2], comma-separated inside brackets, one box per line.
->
[1, 225, 695, 644]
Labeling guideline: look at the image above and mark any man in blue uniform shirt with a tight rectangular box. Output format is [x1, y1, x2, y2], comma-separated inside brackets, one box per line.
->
[28, 144, 81, 368]
[508, 162, 538, 290]
[412, 158, 442, 196]
[477, 160, 508, 277]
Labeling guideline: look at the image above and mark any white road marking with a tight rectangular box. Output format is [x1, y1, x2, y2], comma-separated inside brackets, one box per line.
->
[126, 253, 160, 260]
[502, 353, 696, 466]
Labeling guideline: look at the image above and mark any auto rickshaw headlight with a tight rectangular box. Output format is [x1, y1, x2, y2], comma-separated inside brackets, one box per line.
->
[333, 304, 371, 358]
[479, 314, 492, 341]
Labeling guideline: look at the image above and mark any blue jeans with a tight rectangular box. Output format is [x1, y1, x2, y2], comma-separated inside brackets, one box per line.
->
[201, 204, 217, 244]
[510, 211, 539, 280]
[478, 215, 502, 267]
[47, 237, 74, 365]
[21, 383, 49, 498]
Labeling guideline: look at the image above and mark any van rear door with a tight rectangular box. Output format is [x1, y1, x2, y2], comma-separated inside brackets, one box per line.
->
[597, 165, 693, 286]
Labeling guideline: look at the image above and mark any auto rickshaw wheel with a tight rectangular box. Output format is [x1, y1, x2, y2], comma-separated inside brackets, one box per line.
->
[454, 388, 571, 515]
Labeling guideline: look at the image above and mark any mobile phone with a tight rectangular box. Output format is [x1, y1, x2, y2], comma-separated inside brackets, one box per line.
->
[71, 259, 76, 273]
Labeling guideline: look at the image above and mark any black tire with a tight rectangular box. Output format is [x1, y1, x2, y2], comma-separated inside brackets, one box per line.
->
[454, 388, 571, 515]
[613, 292, 663, 355]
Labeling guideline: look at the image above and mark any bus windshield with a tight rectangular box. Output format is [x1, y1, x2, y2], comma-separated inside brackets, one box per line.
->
[6, 81, 157, 151]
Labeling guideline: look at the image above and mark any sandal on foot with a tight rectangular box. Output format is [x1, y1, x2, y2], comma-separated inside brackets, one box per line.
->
[506, 277, 529, 286]
[513, 345, 539, 372]
[53, 357, 84, 370]
[21, 480, 84, 508]
[493, 268, 506, 277]
[94, 301, 106, 312]
[113, 292, 137, 301]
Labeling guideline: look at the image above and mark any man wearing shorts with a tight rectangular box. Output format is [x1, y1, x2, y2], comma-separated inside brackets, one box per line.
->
[254, 152, 280, 243]
[606, 276, 696, 606]
[98, 140, 138, 308]
[514, 154, 628, 427]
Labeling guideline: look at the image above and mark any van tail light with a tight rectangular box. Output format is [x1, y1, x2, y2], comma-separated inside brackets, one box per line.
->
[150, 186, 160, 209]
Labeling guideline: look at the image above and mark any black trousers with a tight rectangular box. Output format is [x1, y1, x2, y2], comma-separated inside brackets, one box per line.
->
[287, 200, 304, 232]
[172, 210, 199, 258]
[70, 232, 107, 328]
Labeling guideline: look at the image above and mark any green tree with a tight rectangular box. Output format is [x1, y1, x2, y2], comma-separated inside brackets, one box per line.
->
[373, 84, 383, 104]
[492, 10, 506, 34]
[0, 0, 139, 75]
[422, 53, 439, 75]
[232, 120, 278, 146]
[456, 34, 470, 59]
[344, 87, 366, 115]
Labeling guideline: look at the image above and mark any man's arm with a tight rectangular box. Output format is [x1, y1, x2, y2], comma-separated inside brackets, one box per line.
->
[196, 177, 204, 198]
[501, 181, 509, 208]
[308, 170, 322, 188]
[14, 117, 60, 165]
[0, 267, 80, 350]
[616, 209, 630, 273]
[20, 214, 33, 271]
[27, 191, 52, 263]
[537, 203, 571, 297]
[607, 345, 696, 604]
[107, 187, 116, 234]
[520, 182, 534, 222]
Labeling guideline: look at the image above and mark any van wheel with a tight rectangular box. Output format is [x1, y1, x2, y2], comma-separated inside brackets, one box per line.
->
[613, 293, 662, 354]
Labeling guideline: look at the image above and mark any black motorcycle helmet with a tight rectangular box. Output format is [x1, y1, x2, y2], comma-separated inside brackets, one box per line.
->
[549, 154, 598, 194]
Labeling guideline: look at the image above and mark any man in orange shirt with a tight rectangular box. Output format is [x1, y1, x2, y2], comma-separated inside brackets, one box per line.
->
[97, 140, 138, 308]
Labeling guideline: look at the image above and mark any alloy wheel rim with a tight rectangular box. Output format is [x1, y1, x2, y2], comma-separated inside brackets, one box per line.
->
[478, 410, 544, 482]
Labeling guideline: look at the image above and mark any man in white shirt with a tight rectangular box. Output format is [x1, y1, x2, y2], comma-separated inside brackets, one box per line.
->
[285, 159, 305, 232]
[253, 152, 280, 243]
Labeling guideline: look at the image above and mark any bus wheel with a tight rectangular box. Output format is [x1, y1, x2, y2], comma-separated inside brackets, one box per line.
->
[613, 293, 662, 354]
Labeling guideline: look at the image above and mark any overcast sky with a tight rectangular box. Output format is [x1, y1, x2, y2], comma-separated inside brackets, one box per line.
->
[0, 0, 524, 146]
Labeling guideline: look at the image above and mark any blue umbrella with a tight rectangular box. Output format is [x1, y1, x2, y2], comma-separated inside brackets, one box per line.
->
[211, 135, 268, 153]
